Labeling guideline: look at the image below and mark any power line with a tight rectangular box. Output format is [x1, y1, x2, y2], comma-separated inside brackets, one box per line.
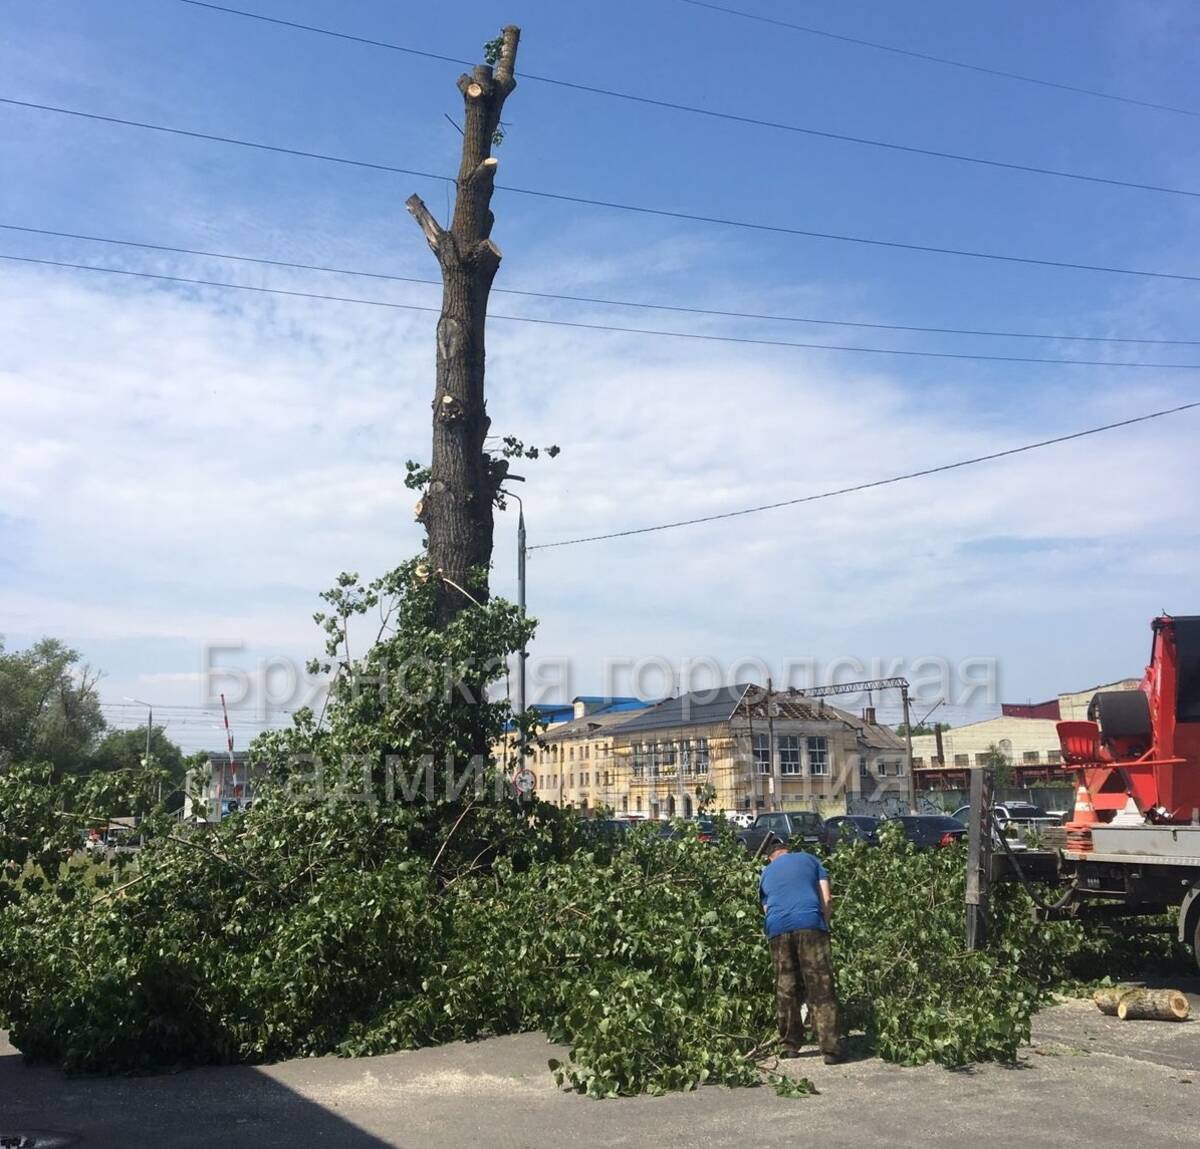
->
[5, 95, 1200, 285]
[100, 701, 298, 714]
[11, 251, 1200, 370]
[527, 401, 1200, 550]
[6, 222, 1198, 347]
[7, 98, 1200, 290]
[171, 0, 1200, 201]
[677, 0, 1200, 120]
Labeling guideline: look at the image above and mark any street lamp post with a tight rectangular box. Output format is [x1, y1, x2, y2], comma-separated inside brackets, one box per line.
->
[505, 477, 528, 772]
[123, 696, 159, 803]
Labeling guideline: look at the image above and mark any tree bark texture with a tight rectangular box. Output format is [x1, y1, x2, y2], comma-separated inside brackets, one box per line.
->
[1117, 988, 1190, 1021]
[1093, 986, 1190, 1021]
[407, 25, 520, 626]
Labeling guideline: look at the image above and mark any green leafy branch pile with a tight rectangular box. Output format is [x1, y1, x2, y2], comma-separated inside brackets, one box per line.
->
[0, 565, 1187, 1094]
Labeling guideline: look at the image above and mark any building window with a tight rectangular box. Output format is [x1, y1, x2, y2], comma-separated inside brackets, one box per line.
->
[807, 737, 829, 776]
[779, 736, 802, 775]
[858, 756, 868, 778]
[621, 795, 628, 812]
[954, 754, 969, 768]
[753, 733, 771, 775]
[636, 796, 643, 812]
[913, 756, 925, 768]
[876, 758, 887, 776]
[974, 753, 988, 766]
[569, 773, 574, 788]
[1023, 751, 1040, 764]
[1047, 750, 1062, 765]
[569, 747, 575, 761]
[695, 737, 710, 770]
[892, 761, 904, 777]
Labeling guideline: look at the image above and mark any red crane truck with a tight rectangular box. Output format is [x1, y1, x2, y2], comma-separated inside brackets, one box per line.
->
[1039, 615, 1200, 967]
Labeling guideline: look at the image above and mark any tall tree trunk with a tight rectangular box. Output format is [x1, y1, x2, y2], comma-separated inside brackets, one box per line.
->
[407, 25, 520, 627]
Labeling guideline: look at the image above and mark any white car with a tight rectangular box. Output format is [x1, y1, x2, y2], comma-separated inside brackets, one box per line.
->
[950, 806, 1030, 851]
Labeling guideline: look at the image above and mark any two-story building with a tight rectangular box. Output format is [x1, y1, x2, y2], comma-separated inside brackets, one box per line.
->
[583, 683, 908, 819]
[522, 696, 651, 811]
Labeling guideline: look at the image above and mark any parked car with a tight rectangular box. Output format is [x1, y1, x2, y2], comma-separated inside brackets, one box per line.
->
[994, 802, 1061, 833]
[887, 815, 966, 848]
[820, 815, 881, 847]
[739, 811, 824, 855]
[723, 811, 755, 830]
[952, 803, 1054, 841]
[948, 806, 1028, 852]
[658, 816, 719, 844]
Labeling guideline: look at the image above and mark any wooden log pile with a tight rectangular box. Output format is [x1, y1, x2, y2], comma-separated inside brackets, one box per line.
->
[1093, 986, 1190, 1021]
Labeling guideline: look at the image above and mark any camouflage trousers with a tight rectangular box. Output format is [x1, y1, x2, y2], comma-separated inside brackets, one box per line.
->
[768, 927, 844, 1055]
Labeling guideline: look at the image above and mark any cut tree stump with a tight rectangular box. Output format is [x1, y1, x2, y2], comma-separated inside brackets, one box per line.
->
[1117, 989, 1190, 1022]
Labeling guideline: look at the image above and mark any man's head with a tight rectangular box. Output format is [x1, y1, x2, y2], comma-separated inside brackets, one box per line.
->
[762, 834, 788, 861]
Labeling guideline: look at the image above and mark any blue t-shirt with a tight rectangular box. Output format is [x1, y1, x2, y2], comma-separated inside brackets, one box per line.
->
[759, 851, 828, 939]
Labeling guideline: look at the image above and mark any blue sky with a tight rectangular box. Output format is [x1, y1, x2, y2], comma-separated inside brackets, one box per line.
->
[1, 0, 1198, 750]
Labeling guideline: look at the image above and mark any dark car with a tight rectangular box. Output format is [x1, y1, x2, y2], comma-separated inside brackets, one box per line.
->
[820, 815, 881, 847]
[888, 815, 967, 848]
[739, 811, 824, 855]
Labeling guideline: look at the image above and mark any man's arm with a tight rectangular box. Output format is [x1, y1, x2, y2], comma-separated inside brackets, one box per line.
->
[819, 878, 832, 927]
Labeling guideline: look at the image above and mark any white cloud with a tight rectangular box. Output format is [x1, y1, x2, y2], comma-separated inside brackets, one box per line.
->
[2, 246, 1197, 732]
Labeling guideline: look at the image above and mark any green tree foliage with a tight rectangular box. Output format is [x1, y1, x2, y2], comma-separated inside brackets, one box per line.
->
[0, 572, 1189, 1092]
[88, 726, 188, 810]
[980, 742, 1015, 789]
[0, 637, 106, 774]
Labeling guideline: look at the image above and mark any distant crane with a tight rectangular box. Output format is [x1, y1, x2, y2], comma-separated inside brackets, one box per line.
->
[749, 677, 916, 811]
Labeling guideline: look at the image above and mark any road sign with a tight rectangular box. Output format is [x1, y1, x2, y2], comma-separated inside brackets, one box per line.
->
[513, 768, 536, 796]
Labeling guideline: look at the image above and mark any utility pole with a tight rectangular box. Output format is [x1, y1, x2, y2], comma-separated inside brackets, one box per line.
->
[746, 700, 760, 815]
[407, 26, 521, 627]
[516, 501, 526, 734]
[125, 696, 158, 803]
[900, 684, 915, 813]
[965, 767, 994, 950]
[767, 678, 780, 813]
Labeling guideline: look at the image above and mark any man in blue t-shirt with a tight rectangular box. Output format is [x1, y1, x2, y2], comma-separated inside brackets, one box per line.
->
[759, 836, 845, 1063]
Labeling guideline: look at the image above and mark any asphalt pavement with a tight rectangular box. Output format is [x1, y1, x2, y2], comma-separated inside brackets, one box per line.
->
[3, 989, 1198, 1148]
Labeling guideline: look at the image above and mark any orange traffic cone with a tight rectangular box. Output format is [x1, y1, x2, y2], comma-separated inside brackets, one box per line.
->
[1067, 782, 1098, 827]
[1066, 781, 1097, 852]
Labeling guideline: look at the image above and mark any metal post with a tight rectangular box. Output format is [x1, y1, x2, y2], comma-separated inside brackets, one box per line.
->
[900, 685, 915, 813]
[767, 678, 780, 812]
[516, 505, 526, 745]
[746, 702, 759, 816]
[146, 707, 162, 805]
[965, 767, 994, 950]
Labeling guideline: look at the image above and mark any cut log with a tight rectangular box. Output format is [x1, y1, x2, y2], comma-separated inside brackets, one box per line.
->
[1116, 989, 1190, 1022]
[1093, 987, 1136, 1016]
